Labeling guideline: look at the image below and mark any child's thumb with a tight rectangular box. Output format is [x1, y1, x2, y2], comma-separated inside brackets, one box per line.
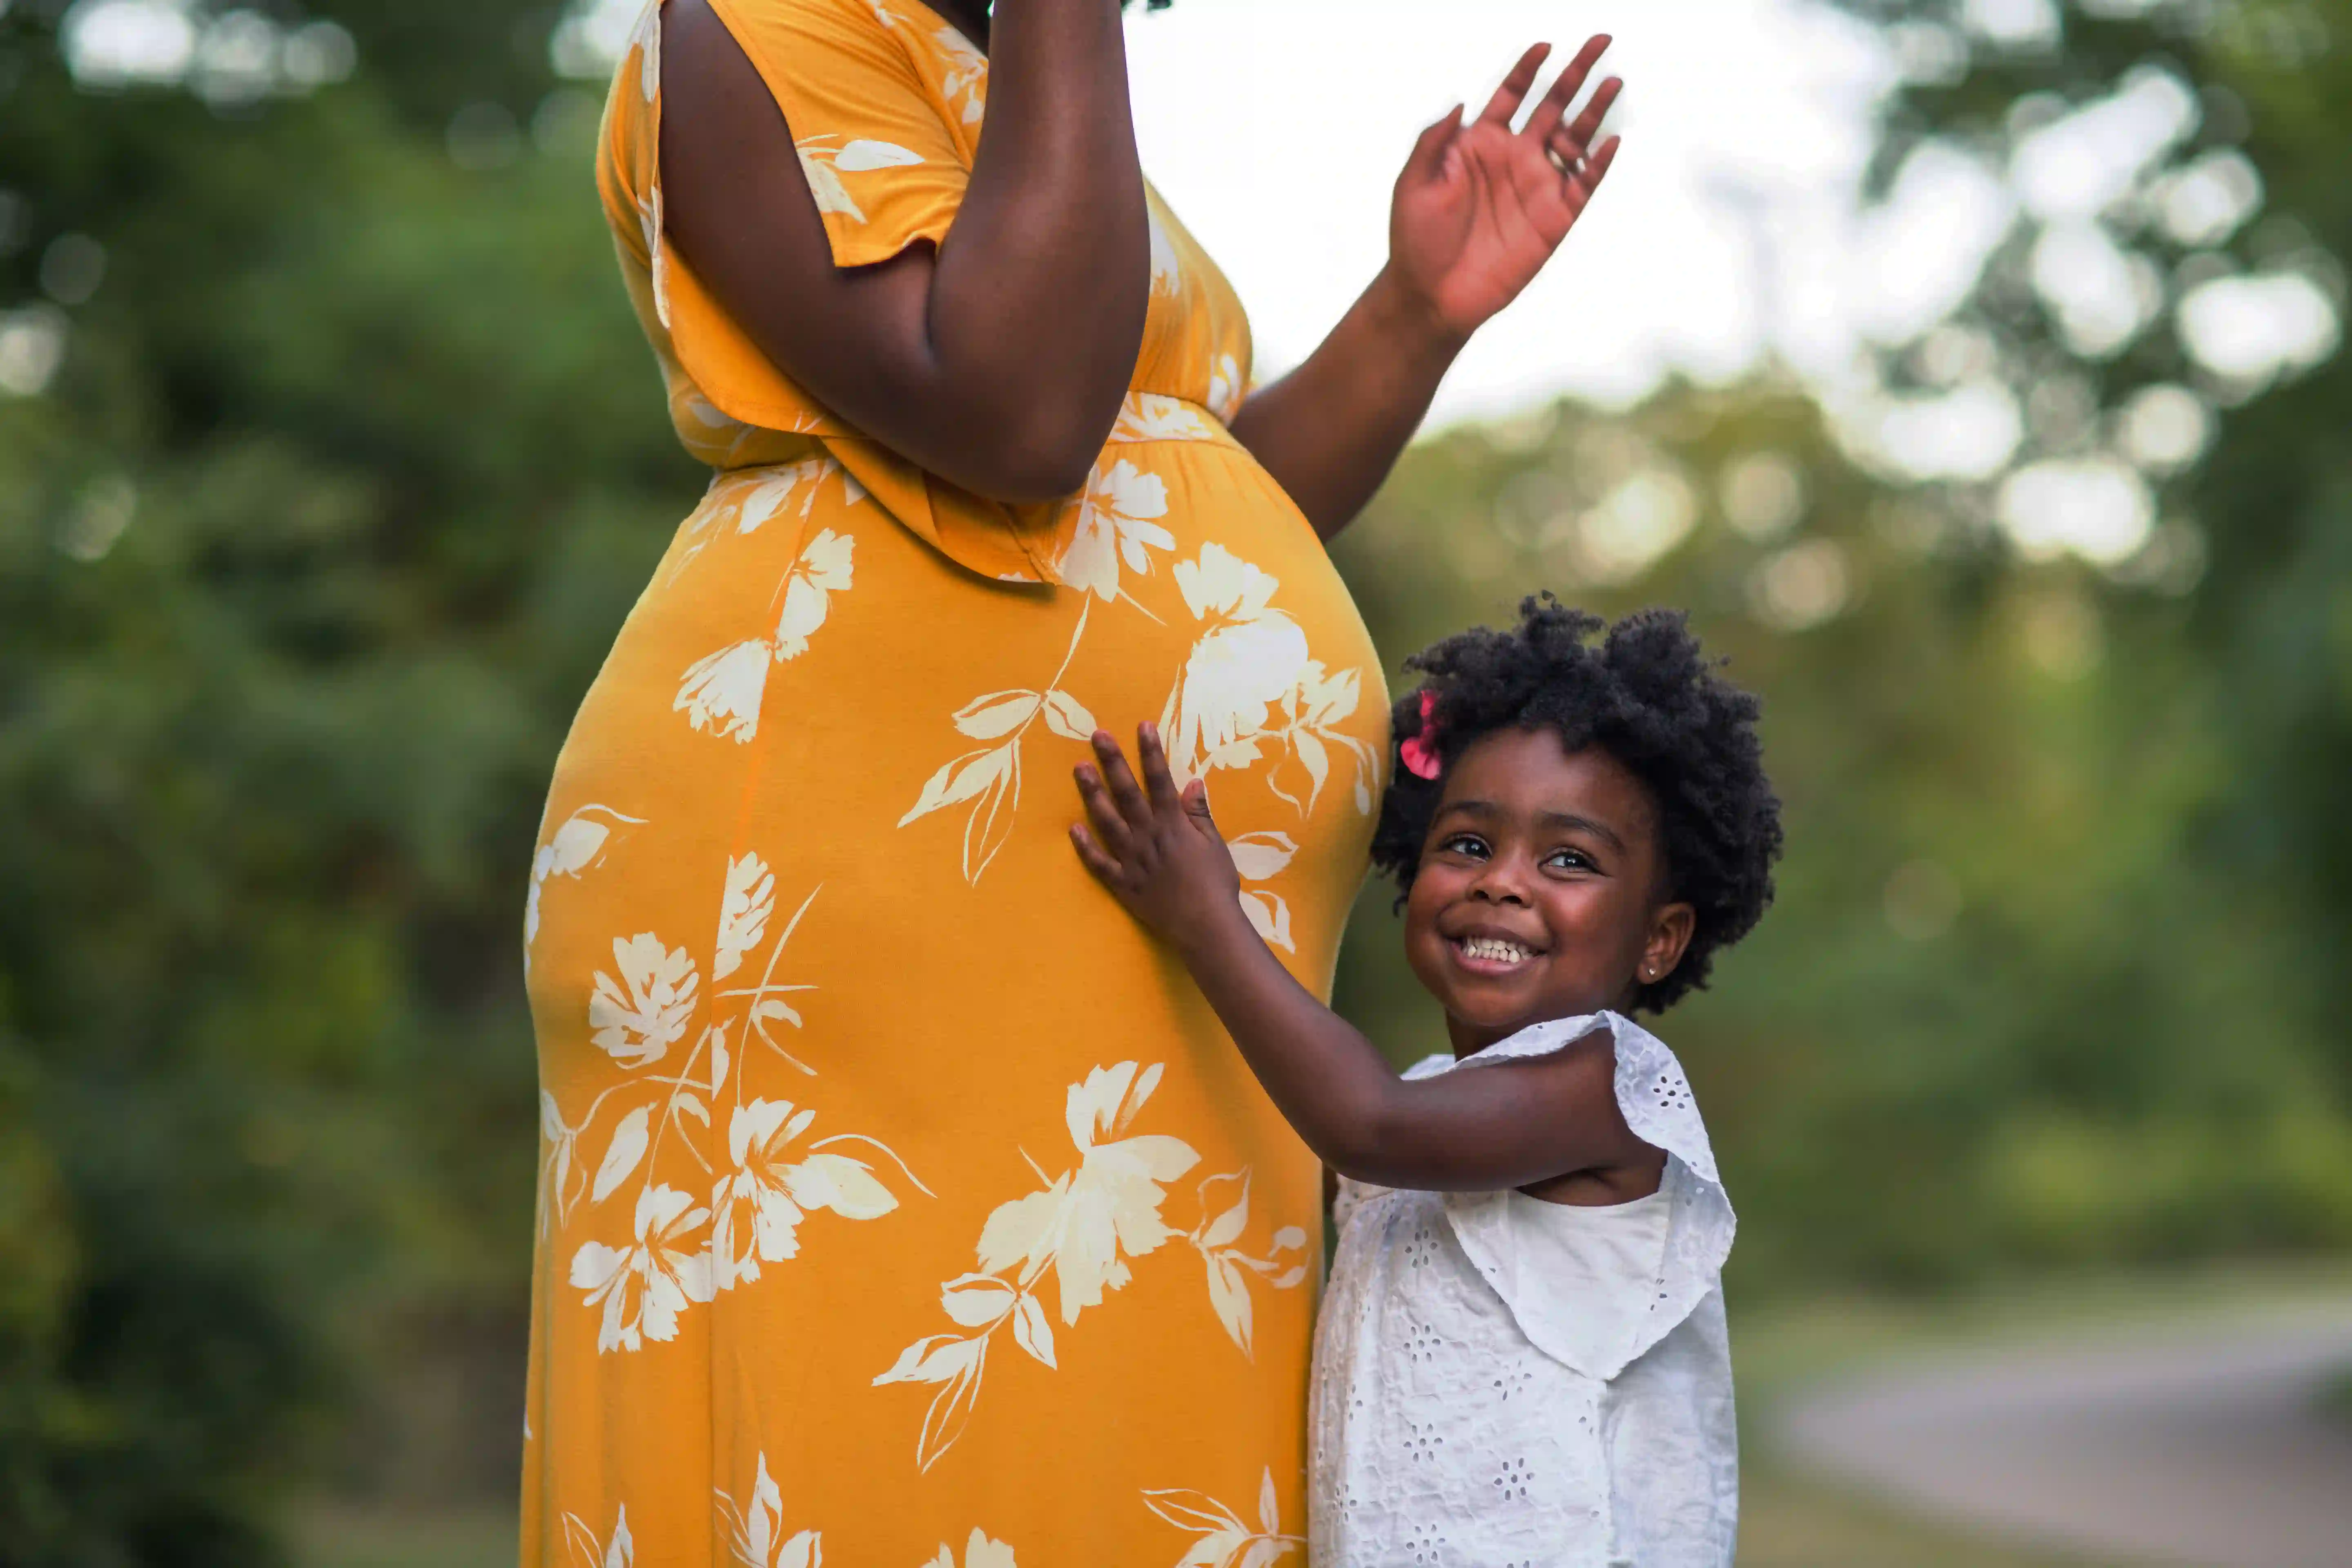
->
[1183, 780, 1220, 835]
[1401, 105, 1463, 186]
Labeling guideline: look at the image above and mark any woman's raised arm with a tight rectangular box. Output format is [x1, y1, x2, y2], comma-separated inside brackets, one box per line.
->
[659, 0, 1149, 502]
[1232, 40, 1621, 539]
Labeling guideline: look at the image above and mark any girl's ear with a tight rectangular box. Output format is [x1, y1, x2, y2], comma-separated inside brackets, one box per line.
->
[1640, 902, 1697, 985]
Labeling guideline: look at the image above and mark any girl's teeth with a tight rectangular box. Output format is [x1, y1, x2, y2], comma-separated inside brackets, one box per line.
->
[1462, 937, 1532, 962]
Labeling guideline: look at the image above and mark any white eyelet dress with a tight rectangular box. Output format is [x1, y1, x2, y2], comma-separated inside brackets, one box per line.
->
[1310, 1012, 1739, 1566]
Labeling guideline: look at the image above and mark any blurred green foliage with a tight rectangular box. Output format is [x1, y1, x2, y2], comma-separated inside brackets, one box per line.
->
[1, 0, 2348, 1558]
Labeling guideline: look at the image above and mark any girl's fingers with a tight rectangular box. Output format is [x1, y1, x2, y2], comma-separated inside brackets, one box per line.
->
[1074, 763, 1136, 858]
[1563, 135, 1621, 215]
[1522, 34, 1609, 145]
[1089, 731, 1154, 829]
[1555, 75, 1622, 156]
[1181, 779, 1221, 840]
[1400, 104, 1464, 188]
[1475, 42, 1551, 127]
[1069, 822, 1120, 884]
[1136, 723, 1184, 813]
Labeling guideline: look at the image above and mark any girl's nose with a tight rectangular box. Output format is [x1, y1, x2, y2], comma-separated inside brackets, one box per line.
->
[1468, 859, 1533, 906]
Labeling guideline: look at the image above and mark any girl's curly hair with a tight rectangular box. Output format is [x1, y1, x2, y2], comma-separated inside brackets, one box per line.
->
[1371, 597, 1783, 1013]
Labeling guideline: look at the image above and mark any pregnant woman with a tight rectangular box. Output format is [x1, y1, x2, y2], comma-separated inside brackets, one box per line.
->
[520, 0, 1618, 1559]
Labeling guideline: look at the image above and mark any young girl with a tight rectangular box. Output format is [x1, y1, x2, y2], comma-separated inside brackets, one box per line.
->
[1069, 597, 1782, 1566]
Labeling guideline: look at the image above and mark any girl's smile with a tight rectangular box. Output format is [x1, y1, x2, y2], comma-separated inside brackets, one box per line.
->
[1405, 727, 1695, 1056]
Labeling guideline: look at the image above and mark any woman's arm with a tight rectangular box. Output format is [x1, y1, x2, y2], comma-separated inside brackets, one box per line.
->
[659, 0, 1148, 502]
[1230, 40, 1621, 539]
[1070, 726, 1656, 1192]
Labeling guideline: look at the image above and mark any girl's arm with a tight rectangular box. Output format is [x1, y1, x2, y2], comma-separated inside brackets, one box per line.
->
[1229, 40, 1621, 540]
[1071, 726, 1657, 1192]
[659, 0, 1148, 502]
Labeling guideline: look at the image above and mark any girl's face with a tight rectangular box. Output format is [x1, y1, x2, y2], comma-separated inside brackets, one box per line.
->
[1403, 727, 1695, 1056]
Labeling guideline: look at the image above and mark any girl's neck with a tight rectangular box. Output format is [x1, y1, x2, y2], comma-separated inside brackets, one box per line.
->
[1447, 990, 1643, 1060]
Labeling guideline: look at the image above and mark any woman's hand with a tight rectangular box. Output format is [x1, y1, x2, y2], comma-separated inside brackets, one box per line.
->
[1071, 726, 1246, 956]
[1387, 38, 1622, 343]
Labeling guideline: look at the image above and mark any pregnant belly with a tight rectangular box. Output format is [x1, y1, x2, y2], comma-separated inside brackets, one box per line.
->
[535, 425, 1388, 1021]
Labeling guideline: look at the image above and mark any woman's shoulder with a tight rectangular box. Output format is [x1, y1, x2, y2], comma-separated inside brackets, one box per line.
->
[712, 0, 971, 73]
[703, 0, 984, 161]
[700, 0, 901, 63]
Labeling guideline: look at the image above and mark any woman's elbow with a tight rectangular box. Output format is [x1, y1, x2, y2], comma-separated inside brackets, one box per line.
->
[979, 438, 1099, 505]
[988, 396, 1123, 501]
[919, 414, 1099, 506]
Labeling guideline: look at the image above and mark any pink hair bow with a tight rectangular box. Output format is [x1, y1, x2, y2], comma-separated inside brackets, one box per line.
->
[1399, 689, 1443, 781]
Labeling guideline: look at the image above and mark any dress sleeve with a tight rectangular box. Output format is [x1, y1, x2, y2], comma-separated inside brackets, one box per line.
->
[612, 0, 981, 433]
[600, 0, 1064, 581]
[710, 0, 977, 269]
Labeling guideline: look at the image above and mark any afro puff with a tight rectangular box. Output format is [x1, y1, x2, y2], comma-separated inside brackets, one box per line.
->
[1370, 597, 1783, 1013]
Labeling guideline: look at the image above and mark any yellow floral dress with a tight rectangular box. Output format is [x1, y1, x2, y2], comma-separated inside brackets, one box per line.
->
[521, 0, 1387, 1561]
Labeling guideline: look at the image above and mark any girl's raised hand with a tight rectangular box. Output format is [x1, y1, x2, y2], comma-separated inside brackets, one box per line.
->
[1071, 725, 1245, 953]
[1388, 37, 1622, 341]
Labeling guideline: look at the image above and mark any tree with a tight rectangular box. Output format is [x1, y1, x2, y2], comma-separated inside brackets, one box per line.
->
[2, 0, 688, 1552]
[1826, 0, 2352, 1070]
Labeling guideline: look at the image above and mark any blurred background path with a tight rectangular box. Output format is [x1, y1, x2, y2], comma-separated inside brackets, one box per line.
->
[1777, 1299, 2352, 1568]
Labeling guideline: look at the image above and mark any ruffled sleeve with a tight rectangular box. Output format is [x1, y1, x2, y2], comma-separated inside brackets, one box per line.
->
[1435, 1013, 1737, 1382]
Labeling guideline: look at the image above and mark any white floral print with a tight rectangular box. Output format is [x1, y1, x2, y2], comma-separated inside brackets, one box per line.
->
[1149, 210, 1183, 296]
[1207, 353, 1245, 423]
[900, 604, 1096, 884]
[797, 136, 926, 223]
[676, 640, 773, 744]
[1112, 394, 1216, 444]
[552, 858, 922, 1353]
[924, 1530, 1019, 1568]
[1227, 831, 1299, 953]
[934, 26, 987, 125]
[1266, 662, 1377, 817]
[570, 1183, 717, 1352]
[1158, 543, 1310, 786]
[674, 526, 858, 742]
[993, 1062, 1202, 1322]
[526, 804, 644, 962]
[1143, 1469, 1301, 1568]
[717, 1452, 822, 1568]
[1185, 1172, 1308, 1359]
[564, 1501, 636, 1568]
[1056, 459, 1175, 607]
[671, 460, 867, 580]
[775, 528, 854, 657]
[589, 932, 700, 1068]
[710, 1098, 902, 1289]
[713, 853, 775, 983]
[875, 1061, 1200, 1471]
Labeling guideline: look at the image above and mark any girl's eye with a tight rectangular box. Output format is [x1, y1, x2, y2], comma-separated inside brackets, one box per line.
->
[1545, 849, 1596, 873]
[1440, 833, 1489, 860]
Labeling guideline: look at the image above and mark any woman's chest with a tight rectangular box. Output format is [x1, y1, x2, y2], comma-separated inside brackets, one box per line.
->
[1137, 188, 1254, 416]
